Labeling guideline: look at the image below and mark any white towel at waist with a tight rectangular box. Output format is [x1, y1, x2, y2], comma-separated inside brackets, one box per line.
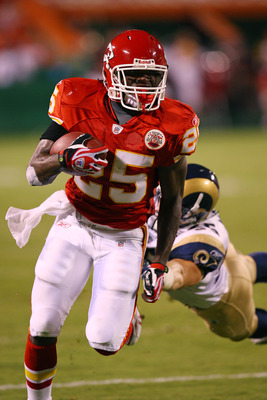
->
[5, 190, 74, 248]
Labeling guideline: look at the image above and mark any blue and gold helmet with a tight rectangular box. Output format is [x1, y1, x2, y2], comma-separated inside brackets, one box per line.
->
[181, 163, 220, 225]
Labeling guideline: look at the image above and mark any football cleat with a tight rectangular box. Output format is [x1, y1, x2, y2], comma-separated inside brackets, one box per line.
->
[250, 337, 267, 345]
[126, 307, 142, 346]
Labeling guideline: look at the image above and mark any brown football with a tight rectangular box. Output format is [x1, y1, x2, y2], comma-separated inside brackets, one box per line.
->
[50, 131, 105, 155]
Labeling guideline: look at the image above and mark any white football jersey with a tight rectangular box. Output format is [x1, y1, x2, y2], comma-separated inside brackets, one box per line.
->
[146, 205, 229, 309]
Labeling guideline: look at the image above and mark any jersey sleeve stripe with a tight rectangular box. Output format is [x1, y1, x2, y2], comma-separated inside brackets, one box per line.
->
[49, 116, 64, 125]
[173, 154, 183, 163]
[171, 234, 226, 254]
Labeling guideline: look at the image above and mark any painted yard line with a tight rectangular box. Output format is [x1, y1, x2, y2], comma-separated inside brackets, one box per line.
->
[1, 372, 267, 391]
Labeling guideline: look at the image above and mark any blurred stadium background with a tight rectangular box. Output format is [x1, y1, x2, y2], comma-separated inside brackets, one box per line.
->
[1, 0, 267, 133]
[2, 1, 267, 400]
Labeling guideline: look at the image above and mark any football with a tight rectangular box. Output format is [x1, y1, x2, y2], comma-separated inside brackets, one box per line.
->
[50, 131, 105, 155]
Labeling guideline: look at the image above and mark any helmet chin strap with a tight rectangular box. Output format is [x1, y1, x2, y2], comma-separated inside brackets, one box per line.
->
[190, 193, 204, 213]
[182, 193, 204, 220]
[137, 93, 154, 111]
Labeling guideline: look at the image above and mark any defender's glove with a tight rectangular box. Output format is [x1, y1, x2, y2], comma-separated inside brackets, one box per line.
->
[58, 133, 108, 175]
[142, 262, 168, 303]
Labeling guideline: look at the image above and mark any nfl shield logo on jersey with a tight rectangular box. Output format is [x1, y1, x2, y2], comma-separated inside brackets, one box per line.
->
[112, 124, 124, 134]
[145, 129, 166, 150]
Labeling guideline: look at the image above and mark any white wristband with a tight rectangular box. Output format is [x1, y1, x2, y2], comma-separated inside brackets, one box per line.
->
[163, 269, 174, 290]
[26, 165, 43, 186]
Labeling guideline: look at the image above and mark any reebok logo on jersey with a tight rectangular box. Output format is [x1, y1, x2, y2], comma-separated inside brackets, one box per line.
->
[145, 129, 166, 150]
[112, 124, 124, 134]
[56, 221, 71, 228]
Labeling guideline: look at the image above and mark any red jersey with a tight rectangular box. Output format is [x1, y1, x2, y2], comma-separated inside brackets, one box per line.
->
[48, 78, 199, 229]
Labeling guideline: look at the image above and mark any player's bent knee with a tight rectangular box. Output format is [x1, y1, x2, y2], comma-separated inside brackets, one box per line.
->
[229, 332, 249, 342]
[30, 308, 62, 337]
[86, 316, 114, 344]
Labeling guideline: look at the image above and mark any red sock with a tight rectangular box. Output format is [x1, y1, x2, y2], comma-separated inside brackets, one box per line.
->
[24, 334, 57, 392]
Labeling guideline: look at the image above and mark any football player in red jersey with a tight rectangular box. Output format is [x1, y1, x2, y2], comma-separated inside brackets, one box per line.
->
[6, 29, 199, 400]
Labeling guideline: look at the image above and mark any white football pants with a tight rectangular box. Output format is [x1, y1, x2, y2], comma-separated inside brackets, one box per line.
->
[30, 211, 147, 352]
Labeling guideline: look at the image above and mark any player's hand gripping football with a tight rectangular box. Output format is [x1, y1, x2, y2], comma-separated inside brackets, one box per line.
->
[142, 262, 168, 303]
[58, 133, 108, 175]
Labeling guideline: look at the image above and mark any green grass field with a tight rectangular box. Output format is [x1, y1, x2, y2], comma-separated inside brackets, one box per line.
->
[1, 128, 267, 400]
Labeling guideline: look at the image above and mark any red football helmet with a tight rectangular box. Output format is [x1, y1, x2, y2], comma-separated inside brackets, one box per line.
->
[102, 30, 168, 112]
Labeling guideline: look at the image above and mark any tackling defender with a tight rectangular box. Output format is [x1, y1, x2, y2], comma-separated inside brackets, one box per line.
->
[6, 30, 199, 400]
[143, 163, 267, 343]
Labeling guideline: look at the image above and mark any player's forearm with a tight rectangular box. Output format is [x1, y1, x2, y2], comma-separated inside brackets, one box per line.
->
[152, 195, 182, 264]
[26, 157, 61, 186]
[164, 258, 203, 290]
[154, 157, 187, 264]
[26, 139, 62, 186]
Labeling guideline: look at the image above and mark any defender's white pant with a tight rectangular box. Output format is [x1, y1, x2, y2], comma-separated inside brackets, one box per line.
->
[30, 211, 147, 352]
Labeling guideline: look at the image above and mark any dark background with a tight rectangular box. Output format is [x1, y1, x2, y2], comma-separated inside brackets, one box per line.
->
[1, 0, 267, 133]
